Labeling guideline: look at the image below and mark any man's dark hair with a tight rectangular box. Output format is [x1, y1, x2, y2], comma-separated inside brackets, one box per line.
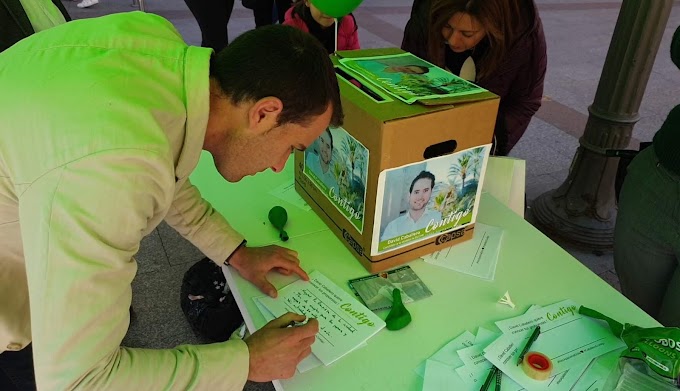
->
[409, 171, 435, 193]
[210, 25, 343, 127]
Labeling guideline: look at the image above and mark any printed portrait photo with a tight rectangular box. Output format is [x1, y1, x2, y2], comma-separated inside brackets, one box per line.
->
[304, 126, 369, 232]
[372, 144, 491, 255]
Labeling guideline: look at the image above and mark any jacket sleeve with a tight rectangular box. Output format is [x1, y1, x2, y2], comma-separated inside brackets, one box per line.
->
[482, 31, 547, 154]
[401, 0, 430, 60]
[341, 14, 360, 50]
[163, 178, 245, 264]
[19, 150, 249, 391]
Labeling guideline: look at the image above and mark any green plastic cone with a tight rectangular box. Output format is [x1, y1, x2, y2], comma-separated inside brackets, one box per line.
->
[385, 289, 412, 330]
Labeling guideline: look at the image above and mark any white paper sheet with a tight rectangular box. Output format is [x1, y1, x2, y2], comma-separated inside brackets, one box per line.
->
[415, 330, 475, 378]
[421, 223, 503, 280]
[268, 181, 311, 211]
[423, 359, 473, 391]
[474, 327, 500, 346]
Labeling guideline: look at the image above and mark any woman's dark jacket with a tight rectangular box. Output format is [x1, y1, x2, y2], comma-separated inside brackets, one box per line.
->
[402, 0, 547, 155]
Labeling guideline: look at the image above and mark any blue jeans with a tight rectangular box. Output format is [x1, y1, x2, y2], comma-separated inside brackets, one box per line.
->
[614, 147, 680, 326]
[0, 344, 36, 391]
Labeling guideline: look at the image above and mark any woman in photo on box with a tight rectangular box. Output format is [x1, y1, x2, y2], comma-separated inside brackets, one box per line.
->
[381, 171, 442, 242]
[401, 0, 547, 155]
[283, 0, 360, 53]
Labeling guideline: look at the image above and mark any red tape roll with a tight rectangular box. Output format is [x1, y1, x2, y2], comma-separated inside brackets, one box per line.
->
[522, 351, 553, 381]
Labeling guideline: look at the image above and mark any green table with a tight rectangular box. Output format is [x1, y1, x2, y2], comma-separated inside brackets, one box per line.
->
[190, 152, 659, 391]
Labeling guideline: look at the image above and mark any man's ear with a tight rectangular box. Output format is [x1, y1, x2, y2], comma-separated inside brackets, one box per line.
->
[248, 97, 283, 134]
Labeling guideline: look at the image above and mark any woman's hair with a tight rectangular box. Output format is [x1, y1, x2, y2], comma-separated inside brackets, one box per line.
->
[427, 0, 525, 81]
[291, 0, 307, 19]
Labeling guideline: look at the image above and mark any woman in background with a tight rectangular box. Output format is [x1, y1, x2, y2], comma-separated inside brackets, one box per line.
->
[183, 0, 234, 52]
[253, 0, 292, 27]
[402, 0, 546, 155]
[283, 0, 359, 53]
[614, 25, 680, 327]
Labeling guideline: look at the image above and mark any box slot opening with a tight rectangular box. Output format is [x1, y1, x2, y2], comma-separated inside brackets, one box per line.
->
[335, 67, 386, 102]
[424, 140, 457, 159]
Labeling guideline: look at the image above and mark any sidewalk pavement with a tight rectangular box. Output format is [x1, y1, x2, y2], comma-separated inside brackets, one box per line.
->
[58, 1, 680, 389]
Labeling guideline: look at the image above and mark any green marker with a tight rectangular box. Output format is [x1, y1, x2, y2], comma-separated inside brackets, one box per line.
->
[479, 366, 498, 391]
[268, 206, 289, 241]
[385, 289, 411, 330]
[517, 325, 541, 365]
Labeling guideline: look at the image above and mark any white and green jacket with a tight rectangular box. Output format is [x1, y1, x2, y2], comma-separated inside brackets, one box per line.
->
[0, 12, 249, 390]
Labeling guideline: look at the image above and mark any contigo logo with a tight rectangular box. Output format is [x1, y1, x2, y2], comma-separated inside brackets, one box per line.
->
[342, 229, 364, 256]
[435, 229, 465, 245]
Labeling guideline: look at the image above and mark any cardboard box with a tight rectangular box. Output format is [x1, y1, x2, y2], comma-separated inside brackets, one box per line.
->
[295, 48, 499, 273]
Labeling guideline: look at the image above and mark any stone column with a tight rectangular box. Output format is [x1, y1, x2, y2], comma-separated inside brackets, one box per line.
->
[531, 0, 673, 251]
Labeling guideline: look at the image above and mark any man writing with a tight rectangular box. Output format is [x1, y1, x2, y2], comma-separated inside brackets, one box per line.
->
[381, 171, 442, 242]
[0, 12, 342, 390]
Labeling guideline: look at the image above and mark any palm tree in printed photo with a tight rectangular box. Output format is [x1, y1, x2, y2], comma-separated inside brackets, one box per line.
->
[449, 152, 471, 191]
[468, 147, 485, 181]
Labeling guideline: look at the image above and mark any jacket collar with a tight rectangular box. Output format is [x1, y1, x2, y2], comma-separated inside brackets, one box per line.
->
[175, 46, 213, 181]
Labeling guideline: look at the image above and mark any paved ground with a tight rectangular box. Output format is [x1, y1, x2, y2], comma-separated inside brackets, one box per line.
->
[58, 1, 680, 389]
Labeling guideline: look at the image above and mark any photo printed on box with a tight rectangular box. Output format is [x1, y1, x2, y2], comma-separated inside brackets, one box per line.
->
[304, 126, 368, 233]
[371, 144, 492, 255]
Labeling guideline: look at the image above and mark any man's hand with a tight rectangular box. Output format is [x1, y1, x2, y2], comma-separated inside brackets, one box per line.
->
[228, 245, 308, 297]
[245, 313, 319, 382]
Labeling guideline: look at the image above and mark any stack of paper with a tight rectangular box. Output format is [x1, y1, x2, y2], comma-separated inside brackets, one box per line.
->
[255, 271, 386, 372]
[418, 327, 523, 391]
[484, 300, 625, 390]
[419, 300, 626, 390]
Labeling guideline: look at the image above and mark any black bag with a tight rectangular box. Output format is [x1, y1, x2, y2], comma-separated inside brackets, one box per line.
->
[607, 141, 652, 203]
[180, 258, 244, 342]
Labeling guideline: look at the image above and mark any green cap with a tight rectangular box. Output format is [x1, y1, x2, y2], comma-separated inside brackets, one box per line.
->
[310, 0, 363, 18]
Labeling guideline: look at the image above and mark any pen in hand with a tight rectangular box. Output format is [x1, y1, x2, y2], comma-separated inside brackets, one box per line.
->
[517, 325, 541, 366]
[286, 318, 311, 328]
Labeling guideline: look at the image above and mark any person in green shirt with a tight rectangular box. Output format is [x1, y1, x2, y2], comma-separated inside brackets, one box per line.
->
[0, 12, 342, 391]
[614, 24, 680, 327]
[0, 0, 70, 52]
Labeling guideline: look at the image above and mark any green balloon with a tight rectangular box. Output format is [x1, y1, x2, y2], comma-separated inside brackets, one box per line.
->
[310, 0, 363, 18]
[268, 206, 289, 241]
